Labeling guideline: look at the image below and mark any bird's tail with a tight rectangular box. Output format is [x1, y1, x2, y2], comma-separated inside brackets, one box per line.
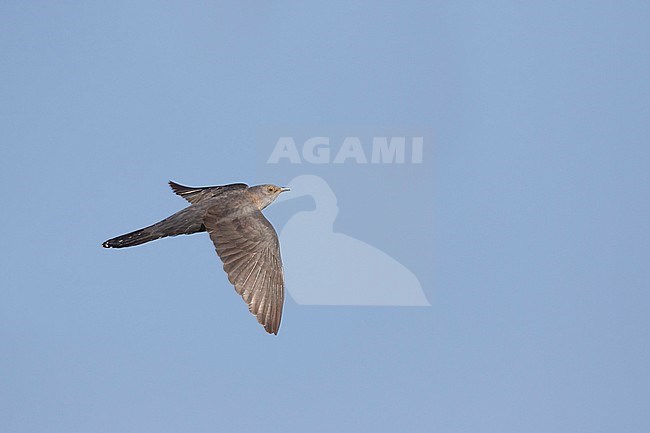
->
[102, 207, 206, 249]
[102, 226, 164, 248]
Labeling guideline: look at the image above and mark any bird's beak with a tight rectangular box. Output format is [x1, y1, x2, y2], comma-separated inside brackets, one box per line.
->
[280, 187, 290, 193]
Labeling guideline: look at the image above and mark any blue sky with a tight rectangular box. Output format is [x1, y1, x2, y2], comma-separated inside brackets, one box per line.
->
[1, 1, 649, 432]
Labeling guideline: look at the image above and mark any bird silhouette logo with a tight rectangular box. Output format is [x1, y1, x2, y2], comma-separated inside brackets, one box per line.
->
[276, 175, 429, 306]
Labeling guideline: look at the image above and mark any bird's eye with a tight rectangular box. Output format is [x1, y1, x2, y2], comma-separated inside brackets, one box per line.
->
[267, 186, 274, 192]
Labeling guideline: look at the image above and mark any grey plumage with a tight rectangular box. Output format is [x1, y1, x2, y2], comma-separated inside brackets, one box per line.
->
[103, 181, 289, 335]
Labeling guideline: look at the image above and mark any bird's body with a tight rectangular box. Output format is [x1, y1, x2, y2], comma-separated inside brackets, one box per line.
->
[103, 181, 289, 334]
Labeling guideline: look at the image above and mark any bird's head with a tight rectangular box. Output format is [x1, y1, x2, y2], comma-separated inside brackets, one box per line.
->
[249, 184, 290, 209]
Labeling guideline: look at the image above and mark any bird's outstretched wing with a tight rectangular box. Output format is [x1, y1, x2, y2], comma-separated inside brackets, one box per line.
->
[203, 203, 284, 334]
[168, 181, 248, 204]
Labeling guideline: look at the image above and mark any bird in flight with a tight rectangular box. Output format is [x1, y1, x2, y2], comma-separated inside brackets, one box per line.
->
[102, 181, 290, 334]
